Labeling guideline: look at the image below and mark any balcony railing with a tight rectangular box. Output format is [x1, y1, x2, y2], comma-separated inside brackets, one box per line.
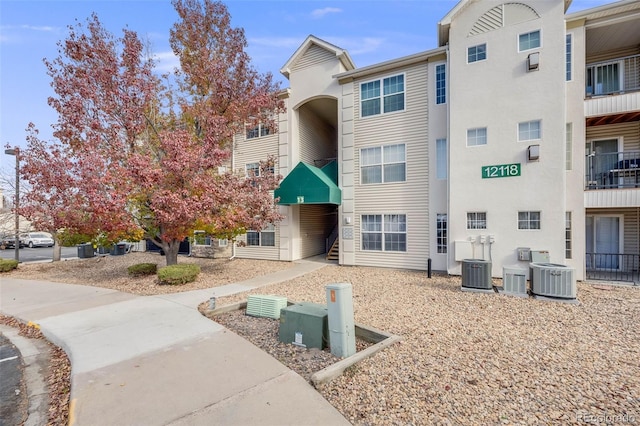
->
[586, 54, 640, 97]
[586, 253, 640, 284]
[585, 151, 640, 190]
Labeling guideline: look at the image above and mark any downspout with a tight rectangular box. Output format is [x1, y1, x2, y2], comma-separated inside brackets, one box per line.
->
[445, 43, 452, 274]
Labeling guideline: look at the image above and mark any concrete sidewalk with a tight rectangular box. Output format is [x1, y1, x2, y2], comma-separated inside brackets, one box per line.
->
[0, 258, 350, 426]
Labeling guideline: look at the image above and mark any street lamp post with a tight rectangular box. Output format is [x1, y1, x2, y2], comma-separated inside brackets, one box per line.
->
[5, 148, 19, 262]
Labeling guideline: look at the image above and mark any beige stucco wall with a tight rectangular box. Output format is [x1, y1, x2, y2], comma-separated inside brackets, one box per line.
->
[447, 0, 568, 277]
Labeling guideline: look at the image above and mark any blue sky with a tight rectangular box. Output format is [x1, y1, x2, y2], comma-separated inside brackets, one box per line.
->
[0, 0, 611, 159]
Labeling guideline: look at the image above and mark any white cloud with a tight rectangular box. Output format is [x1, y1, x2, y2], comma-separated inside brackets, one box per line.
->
[20, 25, 57, 32]
[310, 7, 342, 19]
[152, 50, 180, 73]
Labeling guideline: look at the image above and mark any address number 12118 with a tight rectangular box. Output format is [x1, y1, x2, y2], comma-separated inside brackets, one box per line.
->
[481, 163, 521, 179]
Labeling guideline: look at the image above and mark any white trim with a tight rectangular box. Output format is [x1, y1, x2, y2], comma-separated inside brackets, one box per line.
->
[518, 29, 542, 52]
[467, 43, 487, 64]
[518, 119, 542, 142]
[359, 72, 407, 118]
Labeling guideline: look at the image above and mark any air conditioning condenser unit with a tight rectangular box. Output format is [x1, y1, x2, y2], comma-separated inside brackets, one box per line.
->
[461, 259, 493, 293]
[530, 263, 576, 300]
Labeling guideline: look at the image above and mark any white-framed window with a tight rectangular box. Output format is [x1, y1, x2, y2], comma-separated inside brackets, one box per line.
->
[361, 74, 405, 117]
[437, 213, 447, 254]
[246, 123, 271, 139]
[518, 120, 541, 141]
[518, 211, 541, 230]
[361, 214, 407, 252]
[193, 230, 211, 246]
[565, 212, 572, 259]
[566, 33, 572, 81]
[218, 239, 228, 247]
[246, 224, 275, 247]
[245, 162, 260, 178]
[435, 64, 446, 104]
[467, 43, 486, 63]
[360, 143, 406, 184]
[566, 123, 572, 171]
[519, 30, 541, 52]
[436, 138, 447, 180]
[467, 128, 487, 147]
[467, 212, 487, 230]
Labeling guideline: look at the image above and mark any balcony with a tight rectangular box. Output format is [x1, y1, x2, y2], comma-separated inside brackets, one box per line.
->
[586, 54, 640, 97]
[585, 55, 640, 124]
[586, 253, 640, 284]
[585, 151, 640, 190]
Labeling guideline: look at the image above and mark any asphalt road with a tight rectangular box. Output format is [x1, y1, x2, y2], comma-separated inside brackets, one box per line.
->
[0, 334, 27, 425]
[0, 246, 79, 263]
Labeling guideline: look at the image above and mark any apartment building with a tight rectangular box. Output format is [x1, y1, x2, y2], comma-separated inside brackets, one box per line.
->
[229, 0, 640, 283]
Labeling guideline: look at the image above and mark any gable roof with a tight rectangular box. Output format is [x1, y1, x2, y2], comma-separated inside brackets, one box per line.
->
[274, 161, 341, 205]
[280, 35, 356, 79]
[438, 0, 573, 46]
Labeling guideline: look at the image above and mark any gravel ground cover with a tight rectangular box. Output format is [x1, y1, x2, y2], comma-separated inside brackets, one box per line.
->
[216, 265, 640, 426]
[210, 308, 373, 382]
[5, 252, 294, 295]
[4, 253, 640, 425]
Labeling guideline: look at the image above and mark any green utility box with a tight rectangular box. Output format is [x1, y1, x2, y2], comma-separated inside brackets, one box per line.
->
[278, 302, 328, 349]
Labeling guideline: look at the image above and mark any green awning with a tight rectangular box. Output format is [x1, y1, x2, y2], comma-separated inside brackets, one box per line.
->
[275, 161, 341, 205]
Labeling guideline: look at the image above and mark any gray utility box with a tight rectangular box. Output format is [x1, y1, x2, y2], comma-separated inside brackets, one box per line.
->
[278, 302, 328, 349]
[326, 283, 356, 358]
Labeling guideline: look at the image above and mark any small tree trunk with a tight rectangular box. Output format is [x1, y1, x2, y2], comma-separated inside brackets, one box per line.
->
[163, 239, 181, 266]
[52, 244, 62, 262]
[52, 231, 61, 262]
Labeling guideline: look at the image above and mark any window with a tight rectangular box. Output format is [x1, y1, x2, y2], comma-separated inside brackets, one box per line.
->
[518, 120, 541, 141]
[246, 123, 271, 139]
[467, 212, 487, 230]
[566, 34, 572, 81]
[361, 214, 406, 252]
[361, 74, 405, 117]
[467, 128, 487, 147]
[435, 64, 446, 104]
[519, 30, 540, 51]
[467, 44, 486, 63]
[246, 224, 275, 247]
[194, 231, 211, 246]
[565, 212, 572, 259]
[566, 123, 572, 171]
[437, 213, 447, 254]
[436, 139, 447, 180]
[518, 211, 541, 230]
[360, 144, 406, 184]
[246, 162, 260, 177]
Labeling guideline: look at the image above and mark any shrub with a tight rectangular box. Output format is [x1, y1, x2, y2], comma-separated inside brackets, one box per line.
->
[127, 263, 157, 277]
[0, 259, 19, 272]
[157, 264, 200, 285]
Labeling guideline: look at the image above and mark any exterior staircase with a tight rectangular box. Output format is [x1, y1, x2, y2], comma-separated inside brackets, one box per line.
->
[326, 237, 339, 261]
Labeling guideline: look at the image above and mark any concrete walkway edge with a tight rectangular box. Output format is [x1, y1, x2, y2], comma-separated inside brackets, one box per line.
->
[0, 256, 350, 426]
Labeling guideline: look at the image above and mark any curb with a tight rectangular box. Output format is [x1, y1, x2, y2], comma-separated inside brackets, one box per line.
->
[0, 324, 50, 426]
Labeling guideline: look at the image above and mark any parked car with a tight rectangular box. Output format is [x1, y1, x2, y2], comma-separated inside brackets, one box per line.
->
[1, 233, 25, 249]
[20, 232, 54, 248]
